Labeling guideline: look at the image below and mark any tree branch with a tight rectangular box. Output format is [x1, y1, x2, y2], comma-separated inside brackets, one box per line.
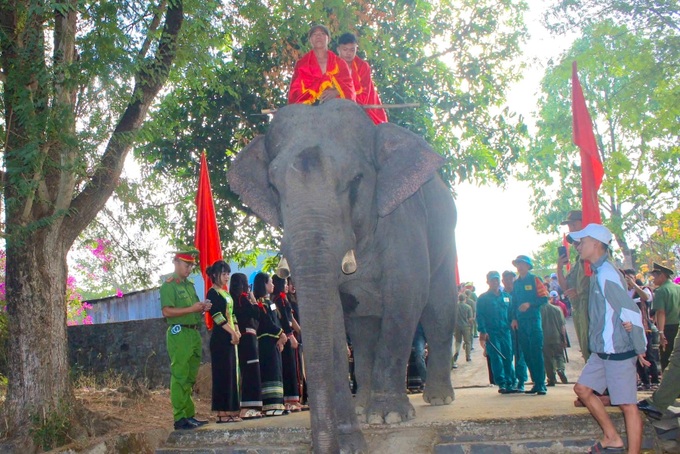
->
[48, 1, 79, 214]
[64, 1, 184, 246]
[138, 0, 167, 61]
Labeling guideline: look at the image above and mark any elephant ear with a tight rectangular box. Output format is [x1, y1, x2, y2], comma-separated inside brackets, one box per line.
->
[374, 123, 446, 217]
[227, 135, 282, 227]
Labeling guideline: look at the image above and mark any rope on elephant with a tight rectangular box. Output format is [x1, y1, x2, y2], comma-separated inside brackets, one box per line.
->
[260, 103, 420, 115]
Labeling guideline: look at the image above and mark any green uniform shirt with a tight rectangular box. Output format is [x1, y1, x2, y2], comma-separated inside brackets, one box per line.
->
[456, 302, 474, 329]
[565, 254, 591, 359]
[510, 272, 548, 321]
[160, 273, 201, 325]
[476, 289, 512, 333]
[653, 280, 680, 326]
[541, 303, 565, 346]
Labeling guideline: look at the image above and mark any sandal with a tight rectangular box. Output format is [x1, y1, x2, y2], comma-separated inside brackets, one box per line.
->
[264, 409, 289, 417]
[588, 441, 626, 453]
[285, 403, 302, 412]
[240, 408, 264, 419]
[216, 415, 242, 423]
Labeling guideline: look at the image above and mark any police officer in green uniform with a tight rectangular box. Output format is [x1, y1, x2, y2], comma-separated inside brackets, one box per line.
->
[161, 252, 212, 430]
[510, 255, 548, 395]
[557, 210, 591, 361]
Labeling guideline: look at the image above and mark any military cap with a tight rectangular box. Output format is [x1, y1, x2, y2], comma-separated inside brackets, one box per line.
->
[512, 255, 534, 270]
[560, 210, 583, 225]
[651, 262, 674, 277]
[487, 271, 501, 280]
[172, 250, 197, 264]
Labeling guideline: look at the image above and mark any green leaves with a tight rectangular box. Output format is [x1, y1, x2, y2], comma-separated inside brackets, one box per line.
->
[128, 0, 529, 260]
[520, 18, 680, 263]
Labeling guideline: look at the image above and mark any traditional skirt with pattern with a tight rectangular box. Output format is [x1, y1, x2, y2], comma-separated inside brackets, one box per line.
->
[281, 341, 300, 403]
[258, 336, 285, 411]
[238, 331, 262, 408]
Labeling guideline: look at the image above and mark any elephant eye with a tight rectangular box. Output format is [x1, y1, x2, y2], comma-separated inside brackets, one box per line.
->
[348, 173, 362, 207]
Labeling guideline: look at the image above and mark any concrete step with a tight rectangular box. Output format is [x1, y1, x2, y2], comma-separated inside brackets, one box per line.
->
[156, 413, 661, 453]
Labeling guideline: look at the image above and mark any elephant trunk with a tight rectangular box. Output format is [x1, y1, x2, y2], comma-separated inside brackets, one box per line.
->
[283, 224, 357, 453]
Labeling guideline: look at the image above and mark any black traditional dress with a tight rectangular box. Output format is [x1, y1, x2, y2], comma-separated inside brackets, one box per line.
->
[288, 294, 307, 403]
[273, 292, 300, 405]
[207, 288, 240, 412]
[256, 297, 285, 412]
[233, 292, 262, 409]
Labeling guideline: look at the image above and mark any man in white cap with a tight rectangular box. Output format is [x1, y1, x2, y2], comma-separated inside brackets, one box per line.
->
[569, 224, 648, 454]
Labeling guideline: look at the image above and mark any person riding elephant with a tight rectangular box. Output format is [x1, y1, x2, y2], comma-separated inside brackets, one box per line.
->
[227, 99, 458, 453]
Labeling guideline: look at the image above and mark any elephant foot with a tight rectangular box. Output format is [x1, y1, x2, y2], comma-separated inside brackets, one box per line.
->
[422, 382, 455, 406]
[365, 393, 415, 424]
[338, 429, 368, 454]
[354, 391, 369, 417]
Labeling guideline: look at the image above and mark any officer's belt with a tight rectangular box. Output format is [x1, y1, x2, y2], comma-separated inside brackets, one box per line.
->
[171, 324, 199, 330]
[596, 350, 636, 361]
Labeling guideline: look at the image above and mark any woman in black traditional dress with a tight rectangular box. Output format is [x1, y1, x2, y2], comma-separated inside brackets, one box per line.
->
[206, 261, 241, 423]
[253, 272, 288, 416]
[272, 275, 303, 412]
[229, 273, 264, 419]
[287, 277, 308, 407]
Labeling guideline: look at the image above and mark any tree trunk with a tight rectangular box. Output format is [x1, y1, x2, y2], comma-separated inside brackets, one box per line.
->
[1, 1, 185, 445]
[5, 227, 71, 442]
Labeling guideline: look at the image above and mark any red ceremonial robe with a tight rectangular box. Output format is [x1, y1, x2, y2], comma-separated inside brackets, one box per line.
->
[288, 50, 356, 105]
[350, 56, 388, 124]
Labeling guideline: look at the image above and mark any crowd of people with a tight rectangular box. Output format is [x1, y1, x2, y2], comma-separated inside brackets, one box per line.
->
[160, 253, 307, 430]
[443, 256, 569, 395]
[420, 210, 678, 454]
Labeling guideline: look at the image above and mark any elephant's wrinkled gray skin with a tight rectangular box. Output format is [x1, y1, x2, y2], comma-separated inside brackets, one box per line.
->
[228, 100, 457, 453]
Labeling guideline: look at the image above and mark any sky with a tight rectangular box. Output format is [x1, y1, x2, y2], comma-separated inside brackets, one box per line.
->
[452, 1, 576, 290]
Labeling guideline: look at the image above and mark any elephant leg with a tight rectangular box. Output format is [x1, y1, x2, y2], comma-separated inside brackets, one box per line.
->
[420, 266, 456, 405]
[365, 303, 418, 424]
[347, 315, 380, 421]
[332, 306, 367, 452]
[420, 302, 455, 405]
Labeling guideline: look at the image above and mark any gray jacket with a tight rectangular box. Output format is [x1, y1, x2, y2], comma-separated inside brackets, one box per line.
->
[588, 255, 647, 355]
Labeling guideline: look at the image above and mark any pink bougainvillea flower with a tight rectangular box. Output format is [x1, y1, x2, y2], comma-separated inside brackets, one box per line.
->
[116, 289, 124, 298]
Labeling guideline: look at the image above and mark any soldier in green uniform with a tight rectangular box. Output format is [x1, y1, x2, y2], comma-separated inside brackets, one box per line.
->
[557, 210, 591, 361]
[650, 262, 680, 371]
[639, 263, 680, 418]
[160, 252, 212, 430]
[503, 270, 527, 391]
[477, 271, 516, 393]
[541, 298, 567, 386]
[452, 294, 474, 368]
[510, 255, 548, 395]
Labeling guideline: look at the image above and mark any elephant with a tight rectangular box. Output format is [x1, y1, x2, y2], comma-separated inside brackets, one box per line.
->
[227, 99, 457, 453]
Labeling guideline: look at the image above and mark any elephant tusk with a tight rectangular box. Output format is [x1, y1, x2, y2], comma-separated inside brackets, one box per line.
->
[341, 249, 357, 275]
[276, 257, 291, 279]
